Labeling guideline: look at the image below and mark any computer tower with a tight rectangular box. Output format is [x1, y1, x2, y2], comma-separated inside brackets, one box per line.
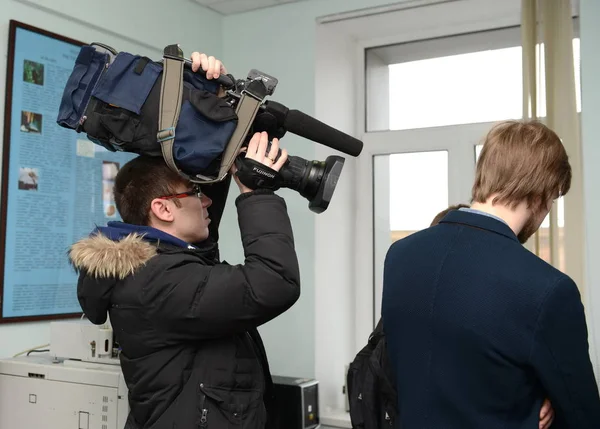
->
[273, 375, 320, 429]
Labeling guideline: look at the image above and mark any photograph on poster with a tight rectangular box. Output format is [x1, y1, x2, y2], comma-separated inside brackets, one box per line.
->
[20, 110, 42, 133]
[17, 167, 39, 191]
[22, 59, 44, 86]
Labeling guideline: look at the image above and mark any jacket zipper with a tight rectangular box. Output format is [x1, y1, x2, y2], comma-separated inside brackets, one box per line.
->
[199, 385, 208, 428]
[197, 336, 264, 428]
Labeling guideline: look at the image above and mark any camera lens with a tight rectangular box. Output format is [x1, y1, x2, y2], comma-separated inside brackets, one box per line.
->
[279, 155, 345, 213]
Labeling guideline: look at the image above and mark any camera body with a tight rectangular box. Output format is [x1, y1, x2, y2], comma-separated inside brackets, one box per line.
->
[214, 68, 345, 213]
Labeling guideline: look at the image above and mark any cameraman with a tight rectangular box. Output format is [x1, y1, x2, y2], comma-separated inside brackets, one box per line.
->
[69, 53, 300, 429]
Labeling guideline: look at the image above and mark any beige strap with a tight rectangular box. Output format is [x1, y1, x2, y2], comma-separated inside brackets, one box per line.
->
[216, 92, 263, 179]
[157, 52, 186, 177]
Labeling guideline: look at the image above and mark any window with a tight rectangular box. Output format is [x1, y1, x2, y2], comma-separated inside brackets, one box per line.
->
[377, 152, 449, 241]
[367, 27, 581, 132]
[388, 47, 523, 130]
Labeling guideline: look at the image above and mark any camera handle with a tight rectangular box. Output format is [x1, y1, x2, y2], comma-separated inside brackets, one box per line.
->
[182, 58, 235, 89]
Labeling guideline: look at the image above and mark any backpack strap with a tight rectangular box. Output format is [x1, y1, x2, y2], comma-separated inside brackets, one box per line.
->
[157, 44, 189, 179]
[213, 90, 263, 181]
[369, 317, 385, 344]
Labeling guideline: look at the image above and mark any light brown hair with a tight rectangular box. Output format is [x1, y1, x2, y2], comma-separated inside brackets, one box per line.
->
[472, 120, 571, 212]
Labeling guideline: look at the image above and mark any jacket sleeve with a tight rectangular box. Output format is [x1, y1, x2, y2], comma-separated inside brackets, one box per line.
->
[529, 276, 600, 428]
[150, 191, 301, 339]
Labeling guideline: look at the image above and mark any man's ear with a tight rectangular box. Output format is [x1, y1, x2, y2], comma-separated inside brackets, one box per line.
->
[149, 198, 175, 223]
[528, 195, 546, 212]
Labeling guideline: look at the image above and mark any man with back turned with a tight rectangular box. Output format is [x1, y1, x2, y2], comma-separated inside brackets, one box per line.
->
[382, 120, 600, 428]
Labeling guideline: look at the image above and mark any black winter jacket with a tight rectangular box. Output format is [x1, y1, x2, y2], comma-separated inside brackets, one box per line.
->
[69, 187, 301, 429]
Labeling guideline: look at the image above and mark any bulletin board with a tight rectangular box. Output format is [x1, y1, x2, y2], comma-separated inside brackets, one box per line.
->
[0, 21, 135, 323]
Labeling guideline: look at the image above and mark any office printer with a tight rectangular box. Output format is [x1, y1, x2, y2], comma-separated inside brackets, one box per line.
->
[0, 321, 127, 429]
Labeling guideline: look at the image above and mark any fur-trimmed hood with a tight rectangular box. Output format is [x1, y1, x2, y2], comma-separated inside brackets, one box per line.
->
[69, 221, 201, 279]
[69, 233, 157, 280]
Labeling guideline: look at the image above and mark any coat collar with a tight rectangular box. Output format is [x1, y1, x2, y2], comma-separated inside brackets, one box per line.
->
[439, 209, 519, 242]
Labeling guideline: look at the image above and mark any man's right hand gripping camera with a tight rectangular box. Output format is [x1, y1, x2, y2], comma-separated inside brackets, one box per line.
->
[56, 43, 364, 213]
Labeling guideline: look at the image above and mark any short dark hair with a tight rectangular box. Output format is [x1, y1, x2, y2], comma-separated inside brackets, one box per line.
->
[430, 203, 470, 227]
[113, 156, 188, 226]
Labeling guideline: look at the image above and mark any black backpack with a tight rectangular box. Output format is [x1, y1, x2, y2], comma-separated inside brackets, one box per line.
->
[347, 318, 398, 429]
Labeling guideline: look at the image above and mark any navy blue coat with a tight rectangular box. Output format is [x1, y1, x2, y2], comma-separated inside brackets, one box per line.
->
[382, 210, 600, 428]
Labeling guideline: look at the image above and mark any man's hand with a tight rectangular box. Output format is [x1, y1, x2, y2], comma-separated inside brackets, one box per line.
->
[231, 132, 288, 194]
[190, 52, 228, 96]
[539, 398, 554, 429]
[190, 52, 227, 80]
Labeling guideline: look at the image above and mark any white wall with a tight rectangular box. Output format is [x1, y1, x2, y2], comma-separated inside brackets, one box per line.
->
[313, 22, 361, 412]
[0, 0, 221, 357]
[580, 0, 600, 372]
[220, 0, 398, 382]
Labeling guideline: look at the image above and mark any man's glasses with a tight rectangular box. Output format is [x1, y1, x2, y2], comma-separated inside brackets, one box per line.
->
[158, 185, 202, 200]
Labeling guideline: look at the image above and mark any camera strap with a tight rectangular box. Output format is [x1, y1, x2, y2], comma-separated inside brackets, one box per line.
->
[157, 44, 265, 184]
[157, 45, 185, 178]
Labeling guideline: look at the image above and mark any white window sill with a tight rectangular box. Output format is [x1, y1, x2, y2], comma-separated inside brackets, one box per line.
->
[320, 409, 352, 428]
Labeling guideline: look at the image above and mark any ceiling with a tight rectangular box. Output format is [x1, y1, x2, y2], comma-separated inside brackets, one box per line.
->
[193, 0, 313, 15]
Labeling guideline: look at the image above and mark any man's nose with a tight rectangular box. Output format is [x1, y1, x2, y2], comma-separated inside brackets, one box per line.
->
[201, 194, 212, 208]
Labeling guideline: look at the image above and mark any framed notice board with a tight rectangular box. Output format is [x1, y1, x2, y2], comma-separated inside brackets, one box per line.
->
[1, 21, 136, 323]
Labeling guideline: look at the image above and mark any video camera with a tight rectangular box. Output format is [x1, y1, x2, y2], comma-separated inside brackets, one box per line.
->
[57, 44, 363, 213]
[204, 64, 363, 213]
